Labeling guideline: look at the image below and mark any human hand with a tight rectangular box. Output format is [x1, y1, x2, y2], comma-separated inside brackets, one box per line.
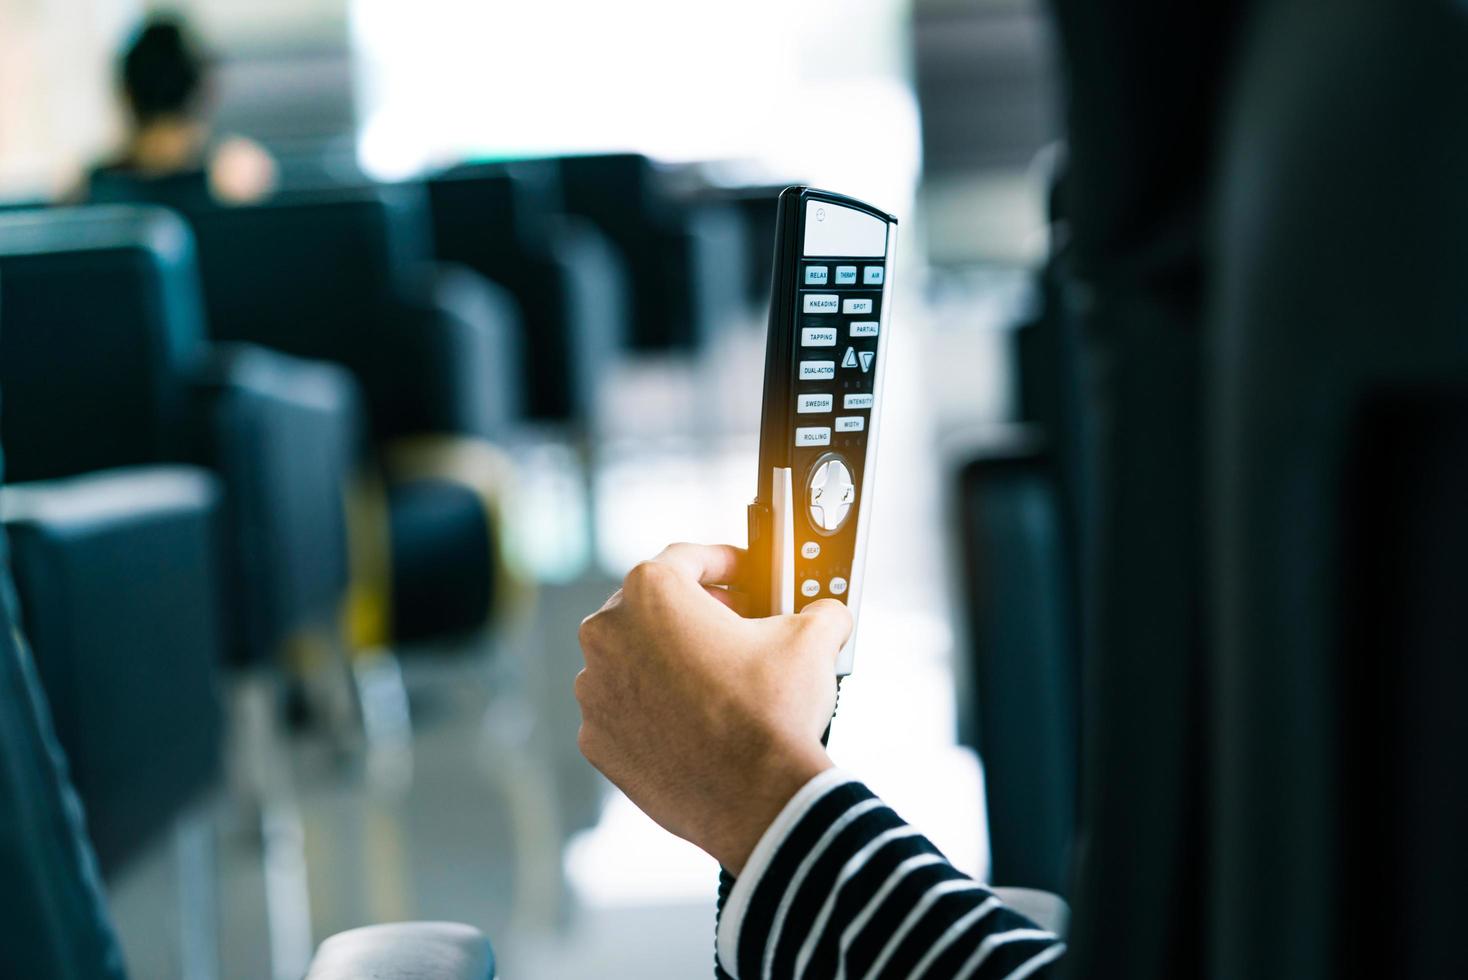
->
[575, 543, 852, 873]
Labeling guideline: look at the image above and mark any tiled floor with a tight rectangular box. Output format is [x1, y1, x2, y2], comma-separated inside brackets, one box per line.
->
[106, 274, 1021, 978]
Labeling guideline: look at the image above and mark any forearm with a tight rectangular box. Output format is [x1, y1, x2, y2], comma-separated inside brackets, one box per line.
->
[717, 770, 1065, 980]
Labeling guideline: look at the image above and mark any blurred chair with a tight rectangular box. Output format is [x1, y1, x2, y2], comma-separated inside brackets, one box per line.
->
[1206, 1, 1468, 977]
[180, 184, 525, 644]
[557, 153, 747, 353]
[0, 496, 495, 978]
[0, 206, 357, 677]
[949, 429, 1076, 897]
[3, 468, 225, 879]
[428, 159, 628, 426]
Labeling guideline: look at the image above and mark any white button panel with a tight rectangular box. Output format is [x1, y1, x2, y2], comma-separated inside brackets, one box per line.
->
[843, 298, 874, 315]
[797, 393, 833, 414]
[844, 393, 874, 410]
[795, 426, 831, 447]
[863, 266, 884, 285]
[799, 361, 835, 380]
[804, 266, 828, 285]
[801, 326, 838, 347]
[801, 541, 821, 559]
[801, 578, 821, 598]
[829, 577, 848, 596]
[808, 457, 856, 532]
[850, 321, 879, 338]
[835, 265, 858, 285]
[835, 416, 865, 432]
[803, 294, 840, 314]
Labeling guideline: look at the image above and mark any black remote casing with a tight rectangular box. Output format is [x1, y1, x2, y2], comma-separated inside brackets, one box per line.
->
[746, 187, 898, 674]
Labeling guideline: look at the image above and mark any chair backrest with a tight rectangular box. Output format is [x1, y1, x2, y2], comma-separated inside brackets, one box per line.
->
[1207, 2, 1468, 977]
[0, 296, 127, 976]
[186, 184, 430, 366]
[0, 207, 205, 482]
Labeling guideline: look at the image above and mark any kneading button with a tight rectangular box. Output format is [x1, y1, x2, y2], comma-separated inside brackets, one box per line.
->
[808, 456, 856, 532]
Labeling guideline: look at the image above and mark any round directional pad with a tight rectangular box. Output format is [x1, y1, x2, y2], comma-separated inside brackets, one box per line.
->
[807, 456, 856, 533]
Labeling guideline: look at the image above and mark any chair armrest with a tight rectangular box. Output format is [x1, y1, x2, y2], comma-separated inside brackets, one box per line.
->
[993, 887, 1071, 938]
[306, 922, 495, 980]
[186, 343, 360, 665]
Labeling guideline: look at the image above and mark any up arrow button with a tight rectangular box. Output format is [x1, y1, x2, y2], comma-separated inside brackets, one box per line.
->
[841, 347, 858, 369]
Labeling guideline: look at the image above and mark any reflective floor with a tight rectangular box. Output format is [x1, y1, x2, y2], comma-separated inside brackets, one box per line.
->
[106, 272, 1023, 978]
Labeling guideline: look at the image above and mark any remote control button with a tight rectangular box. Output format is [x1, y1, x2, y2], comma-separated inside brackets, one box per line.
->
[795, 426, 831, 447]
[836, 416, 865, 432]
[801, 578, 821, 598]
[841, 347, 858, 369]
[850, 321, 879, 337]
[859, 350, 875, 373]
[829, 576, 848, 595]
[835, 265, 858, 285]
[843, 298, 874, 314]
[797, 393, 833, 414]
[863, 266, 884, 285]
[799, 360, 836, 380]
[803, 294, 840, 314]
[808, 457, 856, 532]
[804, 266, 829, 285]
[801, 541, 821, 559]
[844, 393, 874, 409]
[801, 326, 838, 347]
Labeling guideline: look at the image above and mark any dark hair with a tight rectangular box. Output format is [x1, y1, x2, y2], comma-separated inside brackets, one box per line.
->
[119, 16, 210, 123]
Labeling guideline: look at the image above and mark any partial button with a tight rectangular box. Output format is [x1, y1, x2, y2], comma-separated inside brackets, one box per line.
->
[835, 416, 865, 432]
[804, 266, 829, 285]
[796, 393, 833, 414]
[835, 265, 858, 285]
[808, 456, 856, 532]
[843, 298, 874, 314]
[799, 360, 835, 380]
[795, 426, 831, 447]
[801, 541, 821, 559]
[829, 577, 848, 596]
[801, 326, 838, 347]
[863, 266, 884, 285]
[801, 578, 821, 598]
[844, 393, 874, 409]
[803, 294, 840, 314]
[850, 321, 879, 337]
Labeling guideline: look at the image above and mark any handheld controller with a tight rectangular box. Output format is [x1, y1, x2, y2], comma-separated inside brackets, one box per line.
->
[746, 187, 898, 674]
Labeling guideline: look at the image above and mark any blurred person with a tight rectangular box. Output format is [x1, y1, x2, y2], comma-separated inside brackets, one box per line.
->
[576, 544, 1064, 979]
[80, 15, 276, 206]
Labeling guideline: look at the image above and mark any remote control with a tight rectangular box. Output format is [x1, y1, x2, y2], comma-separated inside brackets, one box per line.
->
[747, 187, 898, 674]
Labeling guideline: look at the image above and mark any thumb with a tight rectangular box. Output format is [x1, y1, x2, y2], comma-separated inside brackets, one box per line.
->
[792, 599, 854, 663]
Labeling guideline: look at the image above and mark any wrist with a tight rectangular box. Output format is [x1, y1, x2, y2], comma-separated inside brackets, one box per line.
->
[702, 743, 833, 873]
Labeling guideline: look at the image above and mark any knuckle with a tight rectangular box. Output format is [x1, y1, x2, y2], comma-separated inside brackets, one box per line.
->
[577, 612, 604, 650]
[625, 559, 674, 594]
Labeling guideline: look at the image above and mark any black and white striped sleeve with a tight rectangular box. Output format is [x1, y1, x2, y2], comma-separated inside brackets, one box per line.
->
[716, 769, 1065, 980]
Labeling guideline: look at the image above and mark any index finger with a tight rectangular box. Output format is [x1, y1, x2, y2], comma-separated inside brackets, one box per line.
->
[651, 542, 746, 587]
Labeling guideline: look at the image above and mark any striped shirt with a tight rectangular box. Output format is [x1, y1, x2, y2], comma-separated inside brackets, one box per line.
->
[716, 769, 1065, 980]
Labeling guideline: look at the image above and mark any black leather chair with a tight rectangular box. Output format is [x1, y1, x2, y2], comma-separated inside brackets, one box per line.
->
[180, 186, 523, 643]
[428, 160, 628, 425]
[0, 473, 494, 978]
[1206, 2, 1468, 977]
[0, 206, 358, 671]
[557, 153, 747, 353]
[3, 467, 226, 877]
